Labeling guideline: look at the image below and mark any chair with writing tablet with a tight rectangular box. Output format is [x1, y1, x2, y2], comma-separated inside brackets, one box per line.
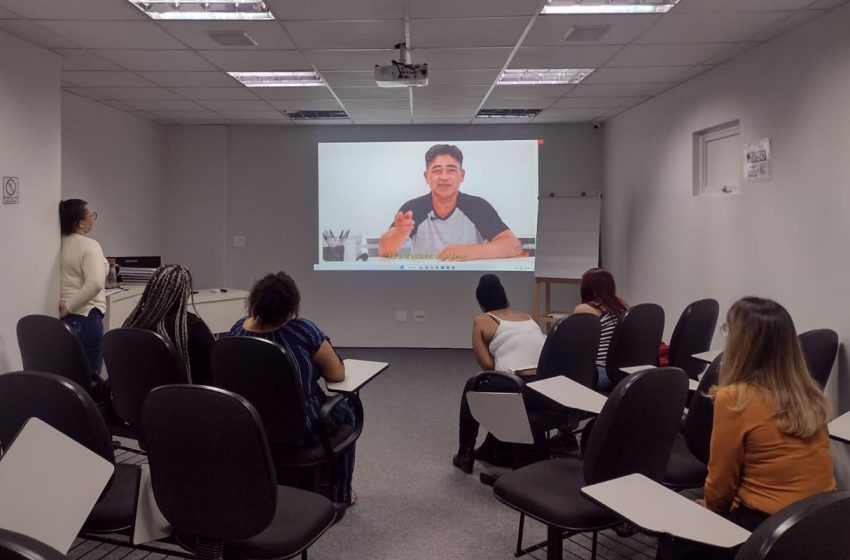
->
[16, 314, 103, 397]
[102, 328, 187, 449]
[734, 490, 850, 560]
[493, 367, 688, 560]
[0, 371, 140, 535]
[798, 328, 839, 389]
[605, 303, 665, 388]
[0, 529, 67, 560]
[143, 384, 335, 560]
[211, 336, 363, 502]
[667, 299, 720, 379]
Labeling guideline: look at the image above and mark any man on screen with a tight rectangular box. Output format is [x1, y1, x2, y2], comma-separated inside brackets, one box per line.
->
[378, 144, 523, 260]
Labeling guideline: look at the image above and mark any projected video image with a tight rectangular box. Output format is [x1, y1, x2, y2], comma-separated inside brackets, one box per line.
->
[315, 140, 539, 272]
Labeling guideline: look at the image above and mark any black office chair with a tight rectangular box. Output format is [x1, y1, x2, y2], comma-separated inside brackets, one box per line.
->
[0, 529, 66, 560]
[16, 314, 103, 396]
[210, 336, 362, 501]
[536, 313, 601, 387]
[667, 299, 719, 379]
[493, 367, 689, 560]
[102, 328, 187, 448]
[143, 385, 336, 560]
[734, 491, 850, 560]
[663, 354, 721, 489]
[606, 303, 665, 387]
[0, 371, 139, 534]
[798, 329, 839, 389]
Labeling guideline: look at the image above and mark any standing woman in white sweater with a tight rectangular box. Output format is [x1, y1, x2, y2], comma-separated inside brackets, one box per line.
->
[59, 199, 108, 384]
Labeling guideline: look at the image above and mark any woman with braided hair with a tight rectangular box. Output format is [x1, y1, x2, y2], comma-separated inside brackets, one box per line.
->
[123, 264, 215, 385]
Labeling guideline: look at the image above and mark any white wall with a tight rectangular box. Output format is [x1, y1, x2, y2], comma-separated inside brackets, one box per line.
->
[163, 123, 600, 346]
[602, 5, 850, 479]
[0, 32, 62, 371]
[61, 92, 165, 258]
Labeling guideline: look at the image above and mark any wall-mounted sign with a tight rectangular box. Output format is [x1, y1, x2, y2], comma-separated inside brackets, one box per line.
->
[3, 177, 19, 204]
[744, 138, 771, 182]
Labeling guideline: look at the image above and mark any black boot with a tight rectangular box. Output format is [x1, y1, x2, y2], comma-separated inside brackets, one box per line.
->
[452, 446, 474, 474]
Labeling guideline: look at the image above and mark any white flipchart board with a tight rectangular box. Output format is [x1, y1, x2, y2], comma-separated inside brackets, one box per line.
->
[534, 194, 601, 279]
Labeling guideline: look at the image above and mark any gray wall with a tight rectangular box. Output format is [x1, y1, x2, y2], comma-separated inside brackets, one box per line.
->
[602, 5, 850, 482]
[0, 32, 61, 371]
[163, 123, 602, 347]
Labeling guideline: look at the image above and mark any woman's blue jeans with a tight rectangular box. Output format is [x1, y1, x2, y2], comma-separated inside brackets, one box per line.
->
[62, 308, 104, 381]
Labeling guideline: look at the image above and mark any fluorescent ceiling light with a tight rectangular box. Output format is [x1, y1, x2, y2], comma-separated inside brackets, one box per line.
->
[476, 109, 542, 119]
[128, 0, 274, 21]
[498, 68, 595, 85]
[542, 0, 680, 15]
[229, 71, 324, 88]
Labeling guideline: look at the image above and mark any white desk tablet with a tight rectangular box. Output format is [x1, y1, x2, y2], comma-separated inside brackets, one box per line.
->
[828, 411, 850, 444]
[327, 359, 389, 393]
[693, 349, 723, 364]
[467, 392, 535, 445]
[0, 418, 114, 554]
[527, 376, 607, 414]
[132, 464, 173, 545]
[619, 366, 700, 391]
[581, 473, 751, 549]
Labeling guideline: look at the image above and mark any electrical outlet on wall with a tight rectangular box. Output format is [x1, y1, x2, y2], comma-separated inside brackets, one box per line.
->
[413, 310, 426, 323]
[233, 235, 246, 247]
[395, 310, 408, 322]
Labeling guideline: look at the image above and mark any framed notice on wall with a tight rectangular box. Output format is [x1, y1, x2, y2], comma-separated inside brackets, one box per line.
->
[744, 138, 771, 182]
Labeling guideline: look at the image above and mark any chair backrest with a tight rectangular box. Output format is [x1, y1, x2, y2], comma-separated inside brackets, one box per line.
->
[103, 328, 188, 432]
[468, 371, 534, 444]
[0, 371, 114, 464]
[606, 303, 665, 386]
[583, 367, 688, 485]
[798, 329, 839, 389]
[0, 528, 66, 560]
[734, 491, 850, 560]
[16, 315, 92, 388]
[684, 353, 722, 464]
[536, 314, 601, 388]
[667, 299, 720, 378]
[211, 336, 307, 449]
[143, 385, 277, 541]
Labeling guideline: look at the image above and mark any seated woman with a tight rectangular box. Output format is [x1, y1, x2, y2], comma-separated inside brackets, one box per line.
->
[453, 274, 546, 474]
[664, 297, 835, 560]
[573, 267, 628, 392]
[123, 264, 215, 385]
[229, 271, 356, 507]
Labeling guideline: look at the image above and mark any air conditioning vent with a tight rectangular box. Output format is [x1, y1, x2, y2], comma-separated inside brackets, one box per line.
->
[286, 110, 348, 120]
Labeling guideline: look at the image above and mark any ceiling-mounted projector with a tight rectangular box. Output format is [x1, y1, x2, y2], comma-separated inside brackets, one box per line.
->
[375, 42, 428, 88]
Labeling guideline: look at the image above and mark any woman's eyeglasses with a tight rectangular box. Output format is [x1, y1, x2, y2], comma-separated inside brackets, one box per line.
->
[720, 321, 729, 337]
[89, 211, 98, 221]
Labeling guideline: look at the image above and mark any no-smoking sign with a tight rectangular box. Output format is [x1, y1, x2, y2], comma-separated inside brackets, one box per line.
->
[3, 177, 19, 204]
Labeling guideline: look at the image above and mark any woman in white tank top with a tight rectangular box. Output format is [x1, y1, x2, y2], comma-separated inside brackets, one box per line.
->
[454, 275, 546, 474]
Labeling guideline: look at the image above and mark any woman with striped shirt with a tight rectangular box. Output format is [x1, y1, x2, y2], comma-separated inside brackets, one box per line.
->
[573, 268, 628, 391]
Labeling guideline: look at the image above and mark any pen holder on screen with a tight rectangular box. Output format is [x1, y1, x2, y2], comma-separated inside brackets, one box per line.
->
[323, 246, 345, 261]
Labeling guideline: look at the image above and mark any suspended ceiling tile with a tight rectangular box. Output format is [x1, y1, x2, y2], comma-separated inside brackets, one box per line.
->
[266, 0, 403, 20]
[198, 99, 277, 111]
[267, 99, 344, 110]
[170, 87, 259, 100]
[0, 6, 18, 18]
[197, 49, 310, 71]
[488, 84, 575, 99]
[523, 14, 660, 46]
[567, 82, 672, 97]
[96, 50, 217, 72]
[541, 107, 609, 118]
[415, 118, 474, 124]
[412, 108, 477, 118]
[481, 98, 558, 110]
[340, 99, 410, 110]
[583, 65, 698, 84]
[415, 47, 512, 69]
[549, 96, 648, 109]
[411, 98, 484, 109]
[152, 110, 224, 120]
[510, 45, 623, 68]
[307, 49, 405, 71]
[345, 109, 411, 119]
[0, 21, 79, 48]
[413, 85, 490, 99]
[410, 17, 529, 48]
[63, 87, 110, 100]
[320, 71, 376, 87]
[748, 10, 822, 42]
[331, 86, 409, 99]
[605, 43, 737, 67]
[284, 20, 403, 49]
[634, 11, 793, 43]
[55, 49, 122, 71]
[61, 71, 156, 87]
[122, 99, 207, 111]
[216, 110, 287, 120]
[805, 0, 850, 8]
[84, 87, 184, 100]
[157, 20, 296, 50]
[699, 43, 759, 65]
[36, 21, 186, 49]
[425, 68, 500, 86]
[138, 71, 240, 88]
[674, 0, 818, 11]
[251, 86, 336, 100]
[293, 119, 353, 125]
[408, 0, 541, 18]
[0, 0, 146, 20]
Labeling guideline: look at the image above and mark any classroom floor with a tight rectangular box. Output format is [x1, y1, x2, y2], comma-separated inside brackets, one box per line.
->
[74, 348, 661, 560]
